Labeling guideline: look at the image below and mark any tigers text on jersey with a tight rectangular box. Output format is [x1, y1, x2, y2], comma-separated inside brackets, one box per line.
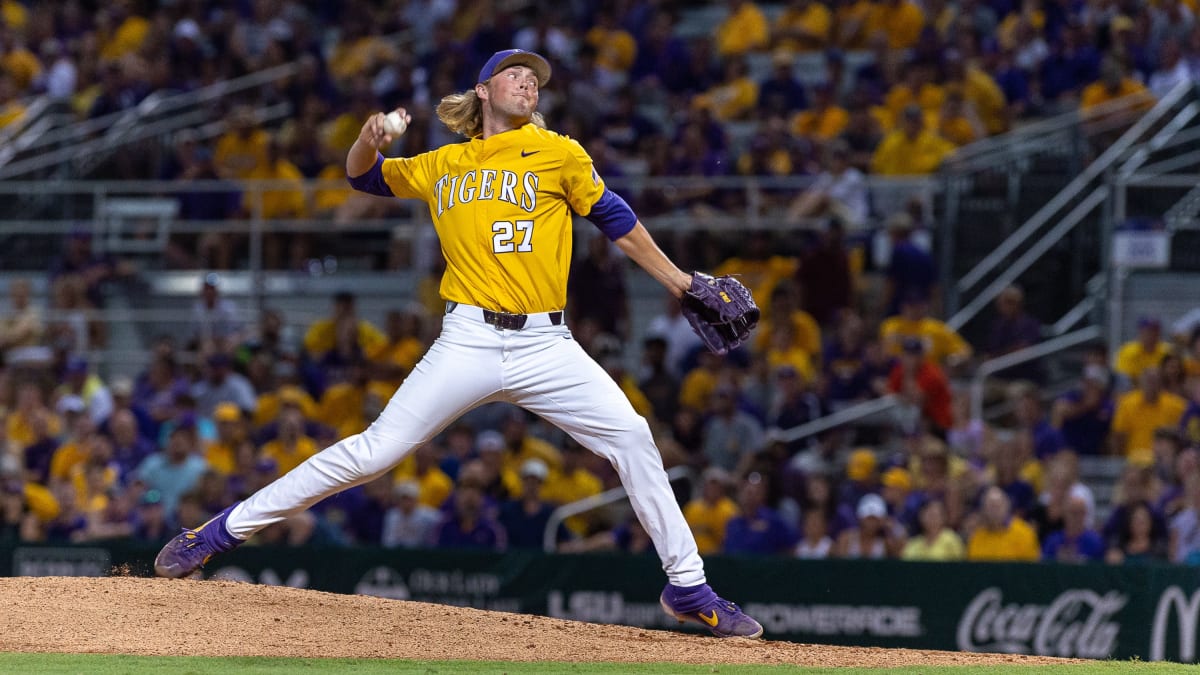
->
[382, 124, 605, 314]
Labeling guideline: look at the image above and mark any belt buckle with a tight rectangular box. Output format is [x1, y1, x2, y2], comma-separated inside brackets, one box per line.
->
[497, 312, 526, 330]
[486, 310, 526, 330]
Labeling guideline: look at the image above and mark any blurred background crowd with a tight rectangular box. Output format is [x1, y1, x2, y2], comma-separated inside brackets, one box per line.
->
[5, 222, 1200, 568]
[1, 0, 1198, 567]
[0, 0, 1185, 267]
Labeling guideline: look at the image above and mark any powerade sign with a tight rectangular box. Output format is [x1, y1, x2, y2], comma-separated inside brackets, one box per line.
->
[11, 544, 1200, 662]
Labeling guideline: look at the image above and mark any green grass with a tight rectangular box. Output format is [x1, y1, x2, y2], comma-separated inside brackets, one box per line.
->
[0, 655, 1196, 675]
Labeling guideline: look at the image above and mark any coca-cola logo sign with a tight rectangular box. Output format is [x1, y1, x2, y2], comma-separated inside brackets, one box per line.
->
[956, 587, 1126, 658]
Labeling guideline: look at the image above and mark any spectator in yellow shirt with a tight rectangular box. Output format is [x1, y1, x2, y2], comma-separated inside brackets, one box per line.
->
[241, 137, 307, 221]
[835, 0, 874, 48]
[944, 55, 1008, 135]
[48, 406, 93, 486]
[205, 402, 243, 475]
[0, 76, 25, 131]
[966, 487, 1040, 561]
[0, 0, 27, 31]
[254, 384, 319, 429]
[1112, 368, 1187, 456]
[902, 499, 964, 560]
[871, 105, 956, 175]
[303, 291, 387, 366]
[879, 292, 972, 368]
[260, 407, 319, 475]
[1080, 58, 1155, 115]
[2, 40, 41, 91]
[864, 0, 926, 50]
[541, 443, 603, 535]
[369, 307, 427, 390]
[679, 351, 724, 413]
[6, 382, 61, 456]
[936, 86, 987, 147]
[392, 443, 454, 510]
[883, 64, 945, 122]
[774, 0, 833, 52]
[754, 281, 821, 359]
[685, 467, 740, 554]
[715, 231, 799, 313]
[327, 22, 399, 80]
[318, 360, 393, 440]
[1114, 316, 1172, 382]
[323, 91, 378, 157]
[214, 108, 269, 180]
[693, 59, 760, 121]
[500, 410, 563, 478]
[791, 82, 850, 142]
[716, 0, 770, 56]
[585, 11, 637, 75]
[98, 0, 150, 62]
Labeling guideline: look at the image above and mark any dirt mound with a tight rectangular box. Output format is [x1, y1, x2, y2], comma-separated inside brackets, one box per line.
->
[0, 577, 1078, 667]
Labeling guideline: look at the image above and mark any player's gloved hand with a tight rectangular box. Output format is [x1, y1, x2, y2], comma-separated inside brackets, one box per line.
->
[680, 272, 760, 356]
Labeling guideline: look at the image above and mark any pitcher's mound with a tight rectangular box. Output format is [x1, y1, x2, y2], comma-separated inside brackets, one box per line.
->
[0, 577, 1076, 667]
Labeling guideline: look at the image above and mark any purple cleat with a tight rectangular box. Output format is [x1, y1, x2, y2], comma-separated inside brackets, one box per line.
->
[660, 583, 764, 639]
[154, 503, 243, 579]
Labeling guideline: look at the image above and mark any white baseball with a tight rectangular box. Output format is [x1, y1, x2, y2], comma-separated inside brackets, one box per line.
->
[383, 111, 407, 136]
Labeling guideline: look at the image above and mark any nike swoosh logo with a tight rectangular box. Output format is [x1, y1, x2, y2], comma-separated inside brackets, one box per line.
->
[698, 610, 719, 627]
[521, 150, 540, 157]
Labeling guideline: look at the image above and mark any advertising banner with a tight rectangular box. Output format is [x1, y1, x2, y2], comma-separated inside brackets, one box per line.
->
[6, 542, 1200, 662]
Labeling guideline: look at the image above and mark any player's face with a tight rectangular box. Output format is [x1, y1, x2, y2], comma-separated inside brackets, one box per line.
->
[484, 65, 539, 120]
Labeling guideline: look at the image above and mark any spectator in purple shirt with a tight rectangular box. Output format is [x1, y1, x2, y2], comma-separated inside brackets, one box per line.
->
[1039, 23, 1100, 106]
[884, 214, 937, 317]
[758, 49, 808, 117]
[436, 482, 507, 551]
[1042, 495, 1105, 562]
[630, 11, 691, 91]
[1052, 363, 1114, 456]
[498, 459, 570, 549]
[1010, 381, 1065, 460]
[985, 285, 1044, 382]
[723, 473, 796, 555]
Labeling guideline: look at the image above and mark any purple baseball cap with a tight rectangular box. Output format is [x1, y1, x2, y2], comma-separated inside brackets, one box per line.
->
[478, 49, 551, 87]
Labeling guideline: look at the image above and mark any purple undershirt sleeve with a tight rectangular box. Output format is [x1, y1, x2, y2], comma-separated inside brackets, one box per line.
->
[346, 152, 394, 197]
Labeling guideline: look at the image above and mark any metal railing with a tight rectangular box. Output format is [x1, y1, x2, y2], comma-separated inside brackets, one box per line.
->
[0, 62, 302, 177]
[543, 466, 690, 552]
[0, 174, 939, 236]
[945, 90, 1159, 169]
[947, 80, 1197, 331]
[542, 394, 907, 551]
[948, 186, 1109, 331]
[968, 325, 1103, 421]
[766, 394, 899, 444]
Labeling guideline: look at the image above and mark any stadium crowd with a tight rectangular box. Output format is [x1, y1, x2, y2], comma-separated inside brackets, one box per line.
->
[0, 0, 1199, 566]
[4, 219, 1200, 567]
[0, 0, 1185, 268]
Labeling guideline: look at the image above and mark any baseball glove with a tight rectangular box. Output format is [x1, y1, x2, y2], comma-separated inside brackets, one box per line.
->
[681, 272, 760, 355]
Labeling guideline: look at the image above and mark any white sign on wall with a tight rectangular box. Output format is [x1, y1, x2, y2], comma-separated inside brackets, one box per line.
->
[1112, 231, 1171, 268]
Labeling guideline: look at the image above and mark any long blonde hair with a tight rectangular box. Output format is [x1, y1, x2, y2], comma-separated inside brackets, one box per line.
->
[436, 87, 546, 138]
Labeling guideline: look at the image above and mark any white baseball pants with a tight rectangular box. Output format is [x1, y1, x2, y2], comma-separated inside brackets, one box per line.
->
[226, 307, 706, 587]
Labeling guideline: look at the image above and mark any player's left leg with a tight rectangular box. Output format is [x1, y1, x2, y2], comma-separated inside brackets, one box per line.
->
[503, 324, 763, 638]
[154, 313, 507, 578]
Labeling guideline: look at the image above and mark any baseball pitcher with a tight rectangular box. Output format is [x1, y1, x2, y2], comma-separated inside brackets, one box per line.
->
[155, 49, 762, 639]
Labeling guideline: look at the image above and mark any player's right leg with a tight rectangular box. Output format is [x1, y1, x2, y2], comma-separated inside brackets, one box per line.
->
[154, 312, 504, 578]
[504, 327, 763, 638]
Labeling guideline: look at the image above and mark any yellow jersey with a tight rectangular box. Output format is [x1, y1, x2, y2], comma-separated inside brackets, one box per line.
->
[378, 123, 608, 314]
[261, 436, 320, 475]
[684, 496, 739, 555]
